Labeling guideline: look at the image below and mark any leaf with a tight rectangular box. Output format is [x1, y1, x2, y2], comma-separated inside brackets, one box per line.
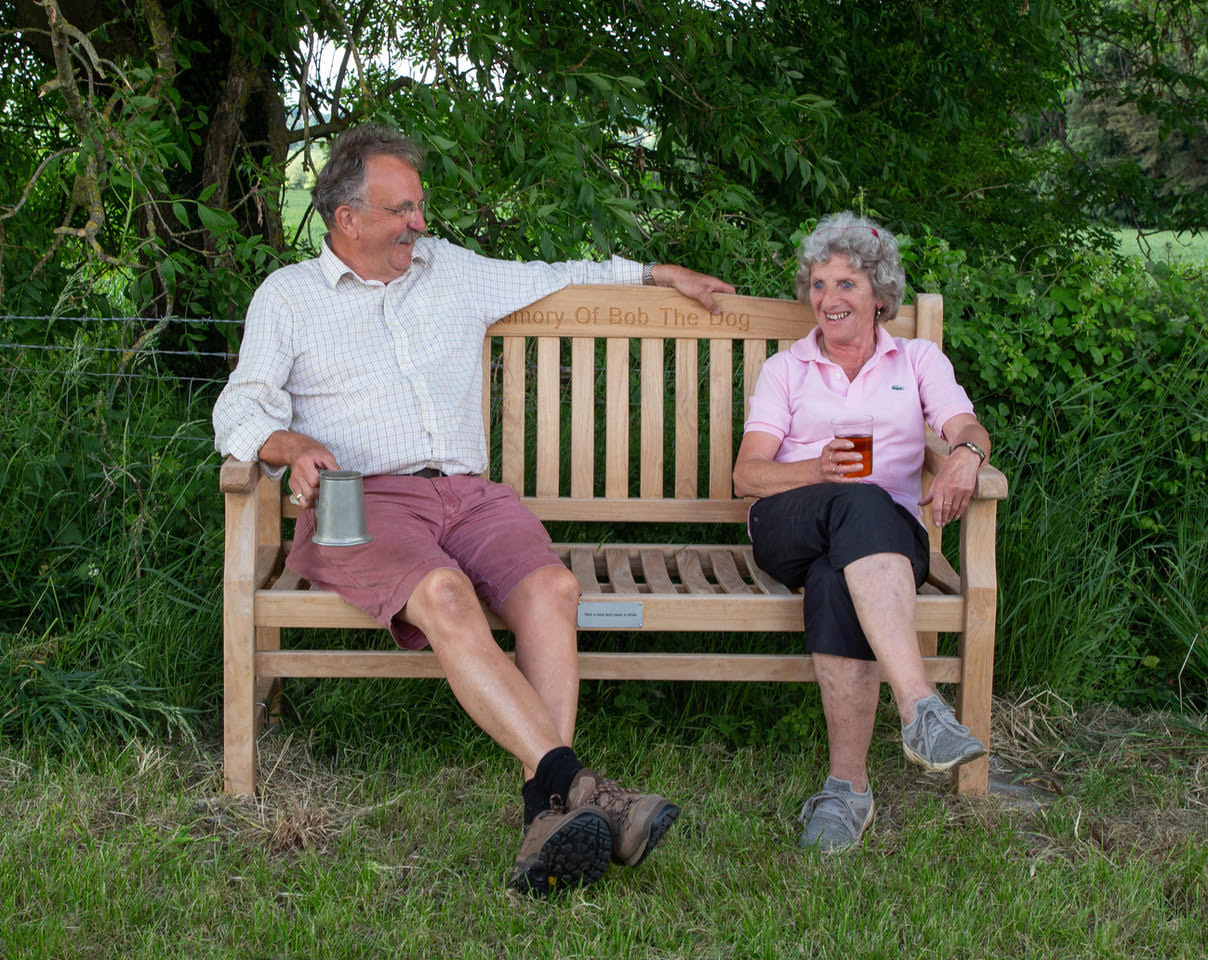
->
[197, 204, 237, 236]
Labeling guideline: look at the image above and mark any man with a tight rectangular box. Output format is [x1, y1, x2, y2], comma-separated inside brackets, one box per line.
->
[213, 122, 734, 896]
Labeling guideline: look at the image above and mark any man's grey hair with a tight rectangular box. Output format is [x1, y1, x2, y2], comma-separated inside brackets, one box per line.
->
[795, 211, 905, 322]
[312, 123, 427, 227]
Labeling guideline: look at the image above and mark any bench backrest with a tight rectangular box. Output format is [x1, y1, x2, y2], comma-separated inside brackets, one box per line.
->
[480, 285, 943, 533]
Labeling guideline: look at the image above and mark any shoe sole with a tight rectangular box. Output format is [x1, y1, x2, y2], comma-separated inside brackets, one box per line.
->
[627, 802, 681, 867]
[902, 742, 987, 773]
[508, 809, 612, 897]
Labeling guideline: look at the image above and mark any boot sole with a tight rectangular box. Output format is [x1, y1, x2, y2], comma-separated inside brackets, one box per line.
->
[628, 802, 681, 867]
[508, 809, 612, 897]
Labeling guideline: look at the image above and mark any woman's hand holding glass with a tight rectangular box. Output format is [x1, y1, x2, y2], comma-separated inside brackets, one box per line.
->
[819, 438, 866, 483]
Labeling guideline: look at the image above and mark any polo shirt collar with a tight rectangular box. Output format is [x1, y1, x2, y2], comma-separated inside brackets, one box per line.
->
[791, 324, 898, 365]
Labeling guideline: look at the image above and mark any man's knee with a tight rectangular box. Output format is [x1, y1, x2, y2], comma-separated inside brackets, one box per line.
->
[510, 563, 580, 615]
[410, 566, 482, 626]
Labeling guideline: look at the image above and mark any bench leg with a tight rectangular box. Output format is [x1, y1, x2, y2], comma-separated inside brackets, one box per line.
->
[953, 599, 996, 796]
[223, 596, 258, 796]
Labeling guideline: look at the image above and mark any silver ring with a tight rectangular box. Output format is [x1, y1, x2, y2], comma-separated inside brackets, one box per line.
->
[289, 492, 302, 506]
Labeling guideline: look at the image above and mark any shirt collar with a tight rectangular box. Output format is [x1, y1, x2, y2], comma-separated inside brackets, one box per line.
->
[317, 235, 434, 290]
[790, 324, 898, 365]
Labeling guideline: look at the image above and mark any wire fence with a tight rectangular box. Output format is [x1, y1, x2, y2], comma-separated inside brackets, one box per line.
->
[1, 315, 232, 446]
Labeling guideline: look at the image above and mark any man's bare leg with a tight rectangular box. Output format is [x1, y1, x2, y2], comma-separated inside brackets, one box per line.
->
[401, 566, 566, 773]
[501, 564, 582, 772]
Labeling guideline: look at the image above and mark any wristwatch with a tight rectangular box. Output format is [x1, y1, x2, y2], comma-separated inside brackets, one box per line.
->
[642, 262, 657, 286]
[952, 440, 987, 464]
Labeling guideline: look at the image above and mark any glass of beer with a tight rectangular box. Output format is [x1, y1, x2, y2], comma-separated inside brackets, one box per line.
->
[831, 415, 873, 478]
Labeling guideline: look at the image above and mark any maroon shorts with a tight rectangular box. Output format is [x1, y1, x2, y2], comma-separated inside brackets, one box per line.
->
[286, 474, 565, 649]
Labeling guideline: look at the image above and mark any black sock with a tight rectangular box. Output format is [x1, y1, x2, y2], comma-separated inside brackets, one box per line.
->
[522, 746, 583, 826]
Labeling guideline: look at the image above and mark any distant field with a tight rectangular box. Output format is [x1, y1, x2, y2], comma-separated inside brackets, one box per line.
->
[283, 187, 324, 249]
[1111, 227, 1208, 264]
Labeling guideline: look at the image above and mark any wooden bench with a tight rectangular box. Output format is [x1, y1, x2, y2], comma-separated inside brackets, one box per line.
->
[221, 285, 1009, 797]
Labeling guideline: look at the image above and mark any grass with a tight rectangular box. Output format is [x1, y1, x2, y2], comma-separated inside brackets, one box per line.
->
[1, 692, 1204, 959]
[1110, 228, 1208, 265]
[283, 187, 324, 251]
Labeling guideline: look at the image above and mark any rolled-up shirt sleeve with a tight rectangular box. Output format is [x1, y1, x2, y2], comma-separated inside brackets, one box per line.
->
[212, 284, 296, 465]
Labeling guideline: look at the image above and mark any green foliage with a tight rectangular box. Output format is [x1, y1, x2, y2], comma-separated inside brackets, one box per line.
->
[1056, 0, 1208, 230]
[906, 236, 1208, 705]
[0, 325, 224, 746]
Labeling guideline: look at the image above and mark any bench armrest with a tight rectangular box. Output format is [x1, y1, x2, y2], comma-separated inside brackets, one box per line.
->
[923, 433, 1009, 501]
[220, 456, 262, 494]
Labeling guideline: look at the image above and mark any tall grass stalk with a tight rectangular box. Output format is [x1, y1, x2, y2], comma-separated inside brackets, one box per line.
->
[1, 331, 224, 748]
[992, 338, 1208, 706]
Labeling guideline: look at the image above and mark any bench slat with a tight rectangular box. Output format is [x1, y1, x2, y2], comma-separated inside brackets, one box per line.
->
[709, 548, 754, 596]
[676, 548, 718, 595]
[501, 337, 525, 491]
[270, 566, 304, 592]
[674, 339, 698, 498]
[253, 586, 968, 633]
[536, 336, 560, 497]
[709, 339, 733, 499]
[604, 546, 640, 595]
[570, 337, 595, 498]
[928, 552, 962, 594]
[641, 338, 664, 498]
[743, 340, 767, 418]
[639, 549, 677, 594]
[606, 338, 629, 497]
[570, 546, 602, 594]
[741, 551, 794, 596]
[255, 648, 963, 683]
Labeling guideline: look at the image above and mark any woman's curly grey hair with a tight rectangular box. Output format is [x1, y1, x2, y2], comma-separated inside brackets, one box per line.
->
[795, 211, 905, 322]
[312, 123, 427, 227]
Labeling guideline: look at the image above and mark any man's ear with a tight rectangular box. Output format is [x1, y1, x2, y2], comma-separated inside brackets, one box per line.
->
[332, 205, 358, 240]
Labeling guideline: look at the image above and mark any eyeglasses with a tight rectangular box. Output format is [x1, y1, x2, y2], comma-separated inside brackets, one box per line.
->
[349, 194, 428, 219]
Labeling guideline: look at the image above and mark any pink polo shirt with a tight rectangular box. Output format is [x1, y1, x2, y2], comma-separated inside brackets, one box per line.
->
[744, 325, 975, 523]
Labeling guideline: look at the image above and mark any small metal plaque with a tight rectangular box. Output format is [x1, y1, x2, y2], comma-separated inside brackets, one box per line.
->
[577, 601, 643, 629]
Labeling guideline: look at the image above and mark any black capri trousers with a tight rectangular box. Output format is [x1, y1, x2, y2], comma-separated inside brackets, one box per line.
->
[748, 482, 930, 661]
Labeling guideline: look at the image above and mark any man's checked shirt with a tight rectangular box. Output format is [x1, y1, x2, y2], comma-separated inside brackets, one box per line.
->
[213, 237, 642, 477]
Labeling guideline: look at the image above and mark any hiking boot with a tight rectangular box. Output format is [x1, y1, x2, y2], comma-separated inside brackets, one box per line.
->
[566, 769, 681, 867]
[901, 694, 988, 773]
[506, 804, 612, 897]
[797, 776, 875, 854]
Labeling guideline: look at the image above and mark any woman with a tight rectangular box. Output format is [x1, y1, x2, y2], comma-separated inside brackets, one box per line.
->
[732, 212, 991, 853]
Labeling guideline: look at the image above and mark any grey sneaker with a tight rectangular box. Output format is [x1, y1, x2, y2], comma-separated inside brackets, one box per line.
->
[507, 804, 612, 897]
[566, 769, 681, 867]
[797, 776, 875, 854]
[901, 694, 988, 772]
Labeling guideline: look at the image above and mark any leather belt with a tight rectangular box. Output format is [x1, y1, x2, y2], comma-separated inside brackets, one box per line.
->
[408, 468, 447, 478]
